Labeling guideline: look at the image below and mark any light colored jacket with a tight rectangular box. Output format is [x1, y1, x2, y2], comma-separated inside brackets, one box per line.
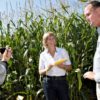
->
[0, 61, 7, 85]
[93, 27, 100, 83]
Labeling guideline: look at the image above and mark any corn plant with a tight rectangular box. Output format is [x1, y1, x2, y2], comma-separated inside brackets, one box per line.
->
[0, 5, 97, 100]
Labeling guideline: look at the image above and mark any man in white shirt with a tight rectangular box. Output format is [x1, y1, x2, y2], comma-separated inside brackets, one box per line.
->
[83, 1, 100, 100]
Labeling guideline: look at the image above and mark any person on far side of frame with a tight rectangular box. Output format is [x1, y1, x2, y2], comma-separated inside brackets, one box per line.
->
[83, 1, 100, 100]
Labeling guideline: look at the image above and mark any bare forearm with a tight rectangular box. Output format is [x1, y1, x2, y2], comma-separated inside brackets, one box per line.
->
[39, 64, 53, 75]
[57, 64, 72, 71]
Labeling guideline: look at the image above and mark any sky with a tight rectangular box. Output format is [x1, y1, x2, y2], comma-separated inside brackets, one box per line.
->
[0, 0, 85, 25]
[0, 0, 23, 12]
[0, 0, 25, 23]
[0, 0, 79, 12]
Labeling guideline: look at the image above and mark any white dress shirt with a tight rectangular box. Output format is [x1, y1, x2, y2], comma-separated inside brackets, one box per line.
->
[94, 27, 100, 82]
[93, 27, 100, 100]
[39, 47, 71, 76]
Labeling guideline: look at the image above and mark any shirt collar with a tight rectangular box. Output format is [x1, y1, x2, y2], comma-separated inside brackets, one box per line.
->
[44, 47, 58, 53]
[97, 27, 100, 35]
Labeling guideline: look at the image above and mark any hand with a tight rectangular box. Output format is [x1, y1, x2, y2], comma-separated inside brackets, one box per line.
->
[83, 71, 95, 80]
[56, 63, 72, 71]
[2, 47, 12, 62]
[57, 63, 68, 71]
[57, 63, 65, 69]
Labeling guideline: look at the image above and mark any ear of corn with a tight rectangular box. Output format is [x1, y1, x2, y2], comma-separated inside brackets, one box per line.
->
[54, 58, 67, 66]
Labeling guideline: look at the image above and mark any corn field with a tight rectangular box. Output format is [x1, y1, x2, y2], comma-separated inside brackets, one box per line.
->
[0, 0, 98, 100]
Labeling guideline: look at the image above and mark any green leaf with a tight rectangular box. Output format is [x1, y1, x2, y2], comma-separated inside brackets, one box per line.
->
[77, 71, 82, 91]
[79, 0, 87, 2]
[0, 20, 2, 29]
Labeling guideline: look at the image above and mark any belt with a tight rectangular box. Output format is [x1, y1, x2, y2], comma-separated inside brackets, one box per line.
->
[43, 75, 66, 80]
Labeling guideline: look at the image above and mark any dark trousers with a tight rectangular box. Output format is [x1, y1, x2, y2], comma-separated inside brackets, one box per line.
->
[43, 76, 70, 100]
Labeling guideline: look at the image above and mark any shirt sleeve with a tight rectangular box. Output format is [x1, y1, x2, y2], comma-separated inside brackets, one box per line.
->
[39, 53, 45, 70]
[94, 73, 100, 83]
[0, 61, 7, 85]
[62, 48, 71, 65]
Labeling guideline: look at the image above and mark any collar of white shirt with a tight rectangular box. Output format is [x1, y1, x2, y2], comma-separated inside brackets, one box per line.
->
[97, 27, 100, 35]
[45, 47, 58, 53]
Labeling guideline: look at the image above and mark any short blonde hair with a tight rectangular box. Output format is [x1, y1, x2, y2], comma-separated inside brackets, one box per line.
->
[42, 32, 56, 49]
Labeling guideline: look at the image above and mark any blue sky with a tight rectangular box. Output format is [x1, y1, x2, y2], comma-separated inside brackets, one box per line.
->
[0, 0, 84, 14]
[0, 0, 85, 25]
[0, 0, 24, 12]
[0, 0, 25, 22]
